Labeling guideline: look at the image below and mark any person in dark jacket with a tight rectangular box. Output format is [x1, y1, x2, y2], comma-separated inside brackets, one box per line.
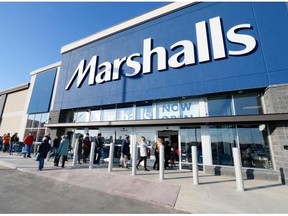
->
[77, 134, 83, 164]
[120, 135, 130, 168]
[37, 137, 51, 171]
[94, 133, 104, 165]
[9, 132, 19, 155]
[50, 136, 60, 157]
[82, 134, 91, 163]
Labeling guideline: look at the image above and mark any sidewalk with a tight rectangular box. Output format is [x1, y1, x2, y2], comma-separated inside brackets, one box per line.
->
[1, 152, 288, 214]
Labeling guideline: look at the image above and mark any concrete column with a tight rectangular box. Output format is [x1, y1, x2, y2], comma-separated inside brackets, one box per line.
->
[108, 142, 114, 172]
[72, 139, 79, 166]
[192, 146, 199, 185]
[89, 141, 96, 169]
[232, 147, 244, 192]
[131, 128, 137, 176]
[159, 144, 165, 180]
[201, 125, 212, 166]
[132, 141, 137, 176]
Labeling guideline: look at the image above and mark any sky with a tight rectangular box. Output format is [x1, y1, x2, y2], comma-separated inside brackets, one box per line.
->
[0, 1, 169, 91]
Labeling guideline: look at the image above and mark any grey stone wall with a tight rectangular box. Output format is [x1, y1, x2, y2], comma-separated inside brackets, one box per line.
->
[47, 110, 66, 138]
[263, 84, 288, 185]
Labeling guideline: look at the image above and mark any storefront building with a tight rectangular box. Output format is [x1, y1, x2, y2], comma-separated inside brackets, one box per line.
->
[21, 2, 288, 183]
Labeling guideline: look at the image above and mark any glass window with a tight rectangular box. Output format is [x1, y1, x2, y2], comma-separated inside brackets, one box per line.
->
[39, 113, 49, 127]
[210, 125, 236, 166]
[238, 125, 272, 169]
[32, 114, 41, 128]
[234, 94, 262, 115]
[136, 105, 153, 120]
[180, 127, 202, 165]
[116, 107, 133, 120]
[90, 110, 101, 122]
[37, 129, 46, 142]
[179, 99, 200, 118]
[26, 114, 34, 128]
[73, 111, 88, 123]
[208, 97, 232, 116]
[102, 109, 116, 121]
[156, 100, 179, 119]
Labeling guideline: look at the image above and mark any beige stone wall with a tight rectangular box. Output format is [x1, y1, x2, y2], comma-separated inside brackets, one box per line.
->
[0, 89, 28, 140]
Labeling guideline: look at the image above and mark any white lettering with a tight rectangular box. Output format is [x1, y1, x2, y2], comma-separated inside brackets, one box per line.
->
[168, 40, 195, 68]
[96, 62, 112, 84]
[65, 55, 97, 90]
[125, 53, 142, 77]
[65, 17, 258, 90]
[209, 16, 226, 59]
[143, 38, 167, 74]
[113, 57, 127, 80]
[196, 20, 210, 62]
[227, 24, 257, 55]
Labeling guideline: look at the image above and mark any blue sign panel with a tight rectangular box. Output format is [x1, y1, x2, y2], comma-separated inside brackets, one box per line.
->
[28, 69, 56, 114]
[54, 2, 288, 110]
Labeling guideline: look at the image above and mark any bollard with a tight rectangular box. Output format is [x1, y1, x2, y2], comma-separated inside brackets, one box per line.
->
[132, 142, 137, 176]
[232, 147, 244, 192]
[108, 142, 114, 172]
[72, 140, 79, 166]
[191, 146, 199, 185]
[159, 144, 165, 180]
[89, 141, 96, 169]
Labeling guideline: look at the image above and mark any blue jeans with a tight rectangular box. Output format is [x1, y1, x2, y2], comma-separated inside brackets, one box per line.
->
[38, 157, 45, 171]
[25, 145, 32, 157]
[9, 143, 13, 154]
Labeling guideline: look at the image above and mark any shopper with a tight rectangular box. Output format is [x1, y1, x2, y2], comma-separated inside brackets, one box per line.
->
[153, 138, 163, 170]
[136, 136, 150, 171]
[120, 135, 130, 169]
[2, 133, 10, 153]
[94, 133, 104, 165]
[23, 132, 34, 158]
[37, 137, 51, 171]
[82, 133, 91, 163]
[54, 135, 70, 168]
[9, 132, 19, 155]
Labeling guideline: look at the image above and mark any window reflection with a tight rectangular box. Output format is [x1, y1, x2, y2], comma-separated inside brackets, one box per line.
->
[238, 125, 272, 169]
[102, 109, 116, 121]
[136, 105, 153, 120]
[210, 125, 236, 166]
[180, 127, 202, 165]
[234, 94, 262, 115]
[90, 110, 101, 122]
[25, 112, 49, 143]
[116, 107, 133, 120]
[208, 97, 232, 116]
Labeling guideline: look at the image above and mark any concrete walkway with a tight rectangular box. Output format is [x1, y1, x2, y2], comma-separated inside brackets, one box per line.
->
[0, 152, 288, 214]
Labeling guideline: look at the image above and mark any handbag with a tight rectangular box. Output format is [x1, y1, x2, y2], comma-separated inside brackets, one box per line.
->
[33, 153, 40, 161]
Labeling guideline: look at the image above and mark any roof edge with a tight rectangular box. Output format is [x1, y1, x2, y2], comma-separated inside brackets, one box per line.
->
[60, 1, 196, 54]
[0, 82, 30, 95]
[30, 61, 61, 76]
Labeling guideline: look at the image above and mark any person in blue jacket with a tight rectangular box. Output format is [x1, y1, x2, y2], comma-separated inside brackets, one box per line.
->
[54, 135, 70, 168]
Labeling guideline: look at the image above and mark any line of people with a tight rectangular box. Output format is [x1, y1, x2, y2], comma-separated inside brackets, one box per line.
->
[74, 133, 104, 165]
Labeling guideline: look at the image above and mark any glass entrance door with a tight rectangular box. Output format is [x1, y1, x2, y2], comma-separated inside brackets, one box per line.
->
[158, 130, 179, 169]
[180, 127, 202, 169]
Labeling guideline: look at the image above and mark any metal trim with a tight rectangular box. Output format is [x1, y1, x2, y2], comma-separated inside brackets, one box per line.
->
[45, 113, 288, 128]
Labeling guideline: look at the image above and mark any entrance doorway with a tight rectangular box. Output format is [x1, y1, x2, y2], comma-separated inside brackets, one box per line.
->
[158, 130, 179, 168]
